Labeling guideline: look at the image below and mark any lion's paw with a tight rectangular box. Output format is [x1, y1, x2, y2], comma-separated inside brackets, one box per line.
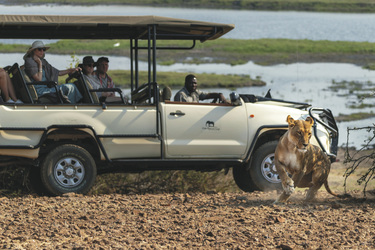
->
[282, 181, 295, 195]
[285, 184, 295, 195]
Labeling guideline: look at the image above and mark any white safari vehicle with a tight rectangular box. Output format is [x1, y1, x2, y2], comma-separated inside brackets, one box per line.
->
[0, 15, 338, 195]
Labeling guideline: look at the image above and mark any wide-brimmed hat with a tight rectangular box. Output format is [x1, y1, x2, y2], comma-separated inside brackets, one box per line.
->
[23, 40, 50, 60]
[78, 56, 96, 68]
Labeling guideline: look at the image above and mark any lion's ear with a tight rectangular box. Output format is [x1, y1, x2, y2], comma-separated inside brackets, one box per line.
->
[286, 115, 295, 126]
[305, 116, 314, 126]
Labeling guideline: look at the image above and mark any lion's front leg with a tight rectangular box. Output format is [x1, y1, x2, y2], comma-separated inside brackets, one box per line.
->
[282, 177, 295, 195]
[275, 161, 294, 203]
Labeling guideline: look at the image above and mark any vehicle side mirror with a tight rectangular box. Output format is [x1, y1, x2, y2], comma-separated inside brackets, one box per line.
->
[230, 92, 242, 106]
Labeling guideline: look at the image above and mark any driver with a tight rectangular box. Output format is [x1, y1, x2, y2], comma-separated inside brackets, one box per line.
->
[174, 74, 227, 103]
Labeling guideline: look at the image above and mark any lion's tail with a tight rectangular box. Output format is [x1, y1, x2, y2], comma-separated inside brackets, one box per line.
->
[324, 180, 351, 199]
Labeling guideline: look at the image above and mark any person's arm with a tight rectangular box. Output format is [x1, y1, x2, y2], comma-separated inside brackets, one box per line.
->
[203, 92, 228, 103]
[30, 56, 43, 82]
[59, 67, 80, 76]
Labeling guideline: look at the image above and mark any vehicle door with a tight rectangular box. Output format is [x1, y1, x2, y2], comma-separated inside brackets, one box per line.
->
[161, 102, 248, 158]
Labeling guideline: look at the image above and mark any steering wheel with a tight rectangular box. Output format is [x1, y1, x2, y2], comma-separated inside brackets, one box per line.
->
[211, 98, 226, 104]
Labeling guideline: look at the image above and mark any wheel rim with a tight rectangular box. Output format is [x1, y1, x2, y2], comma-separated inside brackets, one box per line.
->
[54, 157, 85, 187]
[260, 153, 281, 184]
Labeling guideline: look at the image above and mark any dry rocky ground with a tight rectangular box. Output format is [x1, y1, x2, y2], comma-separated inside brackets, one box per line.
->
[0, 148, 374, 249]
[0, 191, 374, 249]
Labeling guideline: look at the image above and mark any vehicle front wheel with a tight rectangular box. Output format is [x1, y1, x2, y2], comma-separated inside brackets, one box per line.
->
[249, 141, 282, 191]
[40, 144, 97, 196]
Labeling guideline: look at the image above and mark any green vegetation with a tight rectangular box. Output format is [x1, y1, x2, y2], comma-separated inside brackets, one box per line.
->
[329, 80, 375, 110]
[5, 38, 375, 67]
[329, 80, 367, 93]
[336, 112, 375, 122]
[62, 71, 265, 88]
[11, 0, 375, 13]
[330, 80, 375, 93]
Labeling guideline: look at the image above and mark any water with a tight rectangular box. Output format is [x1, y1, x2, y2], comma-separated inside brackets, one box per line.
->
[1, 4, 375, 41]
[0, 5, 374, 148]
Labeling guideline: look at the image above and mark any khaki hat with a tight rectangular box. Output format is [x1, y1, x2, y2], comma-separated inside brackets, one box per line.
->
[23, 40, 50, 60]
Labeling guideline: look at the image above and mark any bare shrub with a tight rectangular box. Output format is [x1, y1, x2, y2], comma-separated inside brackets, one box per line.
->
[344, 125, 375, 196]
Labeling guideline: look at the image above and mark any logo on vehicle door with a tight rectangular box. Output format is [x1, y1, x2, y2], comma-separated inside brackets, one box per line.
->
[203, 121, 220, 131]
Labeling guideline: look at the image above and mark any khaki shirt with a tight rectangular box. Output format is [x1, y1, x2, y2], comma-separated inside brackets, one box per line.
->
[174, 87, 207, 102]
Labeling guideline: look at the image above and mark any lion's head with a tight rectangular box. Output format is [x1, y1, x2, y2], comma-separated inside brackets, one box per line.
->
[286, 115, 314, 152]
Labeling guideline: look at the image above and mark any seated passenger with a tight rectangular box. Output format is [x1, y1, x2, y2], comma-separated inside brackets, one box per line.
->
[0, 68, 22, 103]
[23, 40, 83, 103]
[79, 56, 101, 87]
[174, 74, 227, 103]
[93, 57, 115, 98]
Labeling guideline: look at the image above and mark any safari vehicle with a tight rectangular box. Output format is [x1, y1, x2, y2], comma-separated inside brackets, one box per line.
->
[0, 15, 338, 195]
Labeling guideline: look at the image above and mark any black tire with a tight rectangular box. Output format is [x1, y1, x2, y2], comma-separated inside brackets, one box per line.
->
[232, 165, 259, 192]
[28, 166, 48, 196]
[40, 144, 97, 196]
[249, 141, 282, 191]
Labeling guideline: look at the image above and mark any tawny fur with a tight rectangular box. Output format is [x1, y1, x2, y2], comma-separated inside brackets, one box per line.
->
[274, 115, 341, 203]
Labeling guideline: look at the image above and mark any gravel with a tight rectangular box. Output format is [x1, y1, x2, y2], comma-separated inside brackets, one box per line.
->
[0, 190, 374, 249]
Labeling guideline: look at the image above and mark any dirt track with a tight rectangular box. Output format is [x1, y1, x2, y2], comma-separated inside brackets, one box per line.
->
[0, 190, 374, 249]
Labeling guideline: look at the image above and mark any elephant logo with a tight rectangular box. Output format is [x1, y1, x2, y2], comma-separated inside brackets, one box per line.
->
[203, 121, 219, 131]
[206, 121, 215, 127]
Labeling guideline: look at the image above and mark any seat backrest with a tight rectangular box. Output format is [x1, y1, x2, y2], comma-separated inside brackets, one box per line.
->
[85, 80, 100, 104]
[72, 72, 99, 104]
[131, 82, 155, 104]
[8, 63, 36, 103]
[19, 65, 38, 102]
[161, 86, 172, 101]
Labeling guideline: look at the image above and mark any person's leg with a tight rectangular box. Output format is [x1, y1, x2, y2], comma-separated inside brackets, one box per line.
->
[60, 84, 83, 103]
[0, 69, 21, 103]
[5, 72, 19, 101]
[0, 69, 11, 101]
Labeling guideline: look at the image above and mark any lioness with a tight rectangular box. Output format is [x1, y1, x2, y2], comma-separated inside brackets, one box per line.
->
[274, 115, 341, 203]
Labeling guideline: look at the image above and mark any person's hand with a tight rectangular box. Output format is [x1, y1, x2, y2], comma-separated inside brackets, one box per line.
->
[70, 67, 81, 73]
[33, 55, 42, 66]
[102, 92, 115, 97]
[219, 93, 229, 104]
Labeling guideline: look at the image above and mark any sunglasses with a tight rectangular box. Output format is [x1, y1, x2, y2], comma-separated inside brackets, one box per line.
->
[37, 48, 46, 51]
[84, 64, 94, 67]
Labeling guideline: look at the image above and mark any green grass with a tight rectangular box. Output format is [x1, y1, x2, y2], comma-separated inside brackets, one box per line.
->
[5, 39, 375, 67]
[336, 112, 375, 122]
[61, 70, 265, 88]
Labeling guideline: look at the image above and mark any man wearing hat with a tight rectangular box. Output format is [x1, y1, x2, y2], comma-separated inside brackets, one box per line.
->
[24, 40, 82, 103]
[79, 56, 101, 91]
[94, 57, 115, 98]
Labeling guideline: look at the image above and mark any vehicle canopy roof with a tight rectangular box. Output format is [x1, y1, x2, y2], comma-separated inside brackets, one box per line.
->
[0, 14, 234, 41]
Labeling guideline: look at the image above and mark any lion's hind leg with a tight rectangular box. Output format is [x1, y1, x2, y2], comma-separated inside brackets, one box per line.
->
[305, 184, 322, 201]
[304, 166, 327, 201]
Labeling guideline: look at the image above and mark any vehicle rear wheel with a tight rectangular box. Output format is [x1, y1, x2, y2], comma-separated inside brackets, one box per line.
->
[249, 141, 282, 191]
[232, 165, 259, 192]
[40, 144, 97, 196]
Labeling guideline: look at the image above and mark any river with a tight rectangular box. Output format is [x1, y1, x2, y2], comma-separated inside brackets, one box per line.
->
[0, 5, 374, 148]
[1, 4, 375, 41]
